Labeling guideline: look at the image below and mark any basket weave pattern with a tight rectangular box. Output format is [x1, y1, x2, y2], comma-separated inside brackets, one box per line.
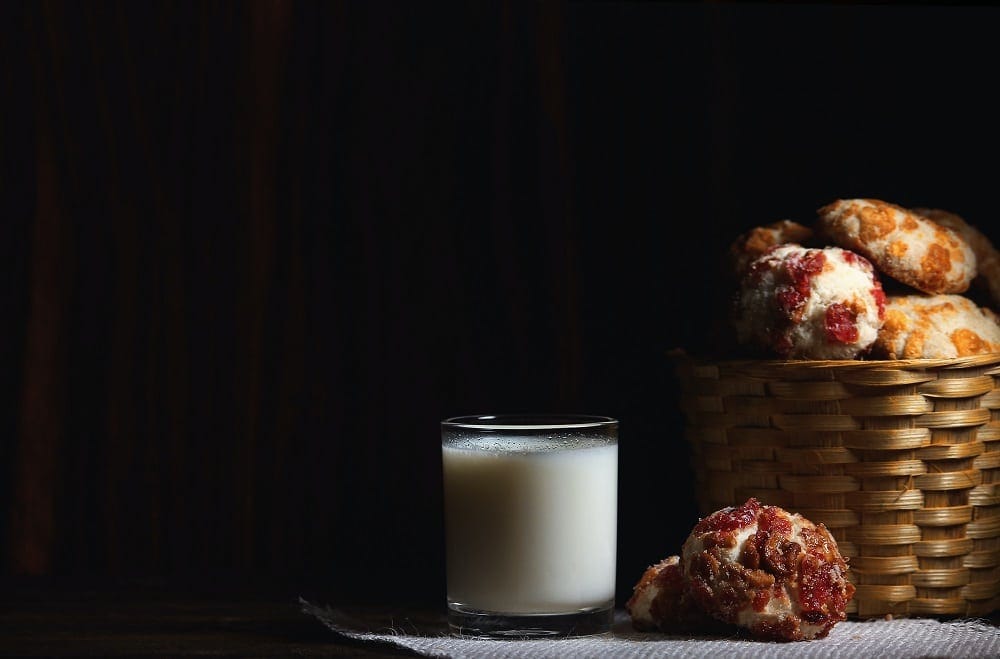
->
[677, 353, 1000, 618]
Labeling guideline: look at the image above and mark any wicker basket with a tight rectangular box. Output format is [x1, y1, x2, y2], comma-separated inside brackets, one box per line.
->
[675, 352, 1000, 619]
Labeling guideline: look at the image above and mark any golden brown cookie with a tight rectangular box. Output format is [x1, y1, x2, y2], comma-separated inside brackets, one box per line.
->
[872, 294, 1000, 359]
[817, 199, 976, 294]
[915, 207, 1000, 308]
[728, 220, 815, 279]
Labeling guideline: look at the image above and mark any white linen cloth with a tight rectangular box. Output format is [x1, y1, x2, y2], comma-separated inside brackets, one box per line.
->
[301, 601, 1000, 659]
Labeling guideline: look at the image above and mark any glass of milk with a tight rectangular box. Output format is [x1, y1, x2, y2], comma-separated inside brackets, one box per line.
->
[441, 414, 618, 638]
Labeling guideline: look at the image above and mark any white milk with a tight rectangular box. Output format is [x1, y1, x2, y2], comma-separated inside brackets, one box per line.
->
[443, 436, 618, 614]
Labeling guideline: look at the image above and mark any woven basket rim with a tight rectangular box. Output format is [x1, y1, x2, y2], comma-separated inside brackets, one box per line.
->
[670, 349, 1000, 371]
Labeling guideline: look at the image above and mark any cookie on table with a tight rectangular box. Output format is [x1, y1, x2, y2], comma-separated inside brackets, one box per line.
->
[872, 294, 1000, 359]
[817, 198, 976, 295]
[626, 555, 728, 634]
[728, 220, 815, 279]
[915, 207, 1000, 308]
[681, 498, 854, 641]
[734, 244, 886, 360]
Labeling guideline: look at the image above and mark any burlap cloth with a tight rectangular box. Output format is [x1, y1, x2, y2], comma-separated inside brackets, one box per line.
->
[301, 600, 1000, 658]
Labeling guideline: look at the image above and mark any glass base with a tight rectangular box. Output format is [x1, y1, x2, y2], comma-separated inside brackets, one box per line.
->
[447, 603, 614, 639]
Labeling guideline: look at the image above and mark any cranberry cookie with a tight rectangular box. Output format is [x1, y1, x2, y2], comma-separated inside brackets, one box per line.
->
[682, 498, 854, 642]
[734, 244, 886, 359]
[626, 555, 728, 634]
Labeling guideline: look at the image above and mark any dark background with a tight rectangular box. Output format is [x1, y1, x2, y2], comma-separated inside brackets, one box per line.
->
[4, 1, 1000, 608]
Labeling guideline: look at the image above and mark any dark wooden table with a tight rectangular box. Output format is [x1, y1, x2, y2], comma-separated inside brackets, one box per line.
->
[1, 578, 423, 657]
[5, 578, 999, 657]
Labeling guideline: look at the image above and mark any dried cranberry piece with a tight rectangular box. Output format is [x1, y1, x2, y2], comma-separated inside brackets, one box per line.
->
[825, 303, 859, 344]
[693, 498, 761, 534]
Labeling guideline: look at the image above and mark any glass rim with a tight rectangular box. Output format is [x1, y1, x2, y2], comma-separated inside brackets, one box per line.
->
[442, 414, 617, 431]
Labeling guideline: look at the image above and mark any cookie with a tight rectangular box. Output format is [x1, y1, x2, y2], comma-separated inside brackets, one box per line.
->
[915, 207, 1000, 308]
[817, 198, 976, 294]
[626, 555, 728, 634]
[728, 220, 815, 279]
[734, 244, 886, 360]
[681, 498, 854, 641]
[872, 294, 1000, 359]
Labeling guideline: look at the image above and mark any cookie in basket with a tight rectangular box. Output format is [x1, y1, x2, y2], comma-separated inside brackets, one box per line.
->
[728, 220, 815, 279]
[734, 244, 886, 360]
[872, 293, 1000, 359]
[914, 207, 1000, 308]
[817, 198, 976, 295]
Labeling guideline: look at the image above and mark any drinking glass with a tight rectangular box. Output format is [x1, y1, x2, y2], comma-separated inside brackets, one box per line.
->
[441, 414, 618, 638]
